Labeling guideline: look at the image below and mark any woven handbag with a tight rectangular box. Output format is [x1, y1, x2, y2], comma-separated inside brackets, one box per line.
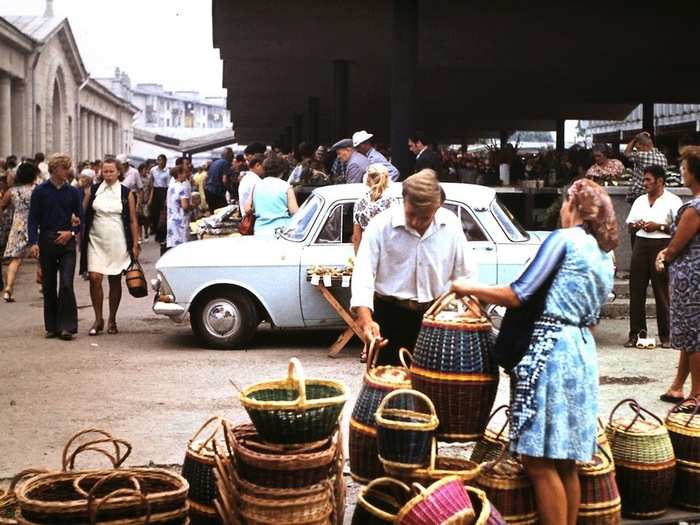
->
[410, 293, 499, 441]
[375, 389, 439, 470]
[349, 340, 411, 483]
[125, 259, 148, 298]
[239, 358, 347, 444]
[606, 398, 675, 519]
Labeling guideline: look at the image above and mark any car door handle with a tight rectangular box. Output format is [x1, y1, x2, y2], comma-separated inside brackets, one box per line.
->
[476, 246, 495, 251]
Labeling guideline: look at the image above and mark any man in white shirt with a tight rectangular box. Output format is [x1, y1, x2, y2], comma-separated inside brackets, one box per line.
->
[352, 130, 400, 181]
[625, 164, 682, 348]
[238, 154, 263, 216]
[117, 154, 143, 193]
[351, 170, 476, 364]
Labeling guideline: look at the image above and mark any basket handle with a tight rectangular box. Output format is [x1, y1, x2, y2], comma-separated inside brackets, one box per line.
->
[287, 357, 307, 407]
[398, 348, 413, 369]
[461, 295, 487, 319]
[427, 437, 438, 472]
[376, 388, 438, 420]
[357, 477, 411, 522]
[608, 398, 652, 431]
[596, 440, 614, 465]
[189, 416, 224, 453]
[410, 482, 427, 496]
[424, 292, 455, 318]
[366, 337, 378, 371]
[89, 487, 150, 525]
[75, 470, 141, 498]
[667, 396, 700, 427]
[485, 405, 510, 441]
[61, 428, 131, 471]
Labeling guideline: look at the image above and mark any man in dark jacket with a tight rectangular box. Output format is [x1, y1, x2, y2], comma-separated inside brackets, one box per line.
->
[409, 133, 442, 175]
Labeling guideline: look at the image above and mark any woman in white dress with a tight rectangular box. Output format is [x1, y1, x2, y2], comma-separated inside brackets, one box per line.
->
[80, 158, 140, 335]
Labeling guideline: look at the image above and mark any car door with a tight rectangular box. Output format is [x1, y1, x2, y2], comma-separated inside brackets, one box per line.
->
[443, 201, 498, 284]
[299, 200, 356, 325]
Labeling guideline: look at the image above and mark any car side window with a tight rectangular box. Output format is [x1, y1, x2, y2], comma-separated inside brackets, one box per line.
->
[442, 202, 488, 242]
[317, 203, 354, 244]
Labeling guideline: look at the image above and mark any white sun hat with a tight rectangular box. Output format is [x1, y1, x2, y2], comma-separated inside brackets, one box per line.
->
[352, 130, 374, 147]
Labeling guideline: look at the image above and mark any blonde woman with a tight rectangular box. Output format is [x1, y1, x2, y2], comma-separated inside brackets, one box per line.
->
[352, 163, 397, 253]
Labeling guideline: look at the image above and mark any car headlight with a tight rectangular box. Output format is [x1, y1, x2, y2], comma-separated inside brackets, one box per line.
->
[155, 272, 175, 303]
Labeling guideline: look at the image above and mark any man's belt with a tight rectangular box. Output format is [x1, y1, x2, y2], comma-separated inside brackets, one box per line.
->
[375, 293, 432, 313]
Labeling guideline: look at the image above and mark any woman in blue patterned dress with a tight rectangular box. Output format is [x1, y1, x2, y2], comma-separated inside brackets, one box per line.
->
[657, 146, 700, 403]
[452, 179, 617, 525]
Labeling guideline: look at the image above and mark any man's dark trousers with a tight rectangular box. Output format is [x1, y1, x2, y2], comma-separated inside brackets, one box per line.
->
[629, 236, 670, 340]
[39, 232, 78, 334]
[205, 190, 227, 212]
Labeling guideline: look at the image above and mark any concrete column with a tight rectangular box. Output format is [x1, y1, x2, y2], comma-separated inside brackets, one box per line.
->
[80, 111, 88, 159]
[0, 74, 12, 157]
[292, 113, 303, 151]
[556, 119, 565, 154]
[642, 102, 655, 140]
[88, 112, 96, 160]
[11, 80, 25, 156]
[307, 96, 320, 145]
[107, 122, 113, 155]
[95, 116, 103, 158]
[333, 60, 349, 140]
[102, 119, 109, 155]
[390, 0, 418, 180]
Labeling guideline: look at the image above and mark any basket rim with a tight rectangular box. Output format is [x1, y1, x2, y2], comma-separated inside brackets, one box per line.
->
[356, 477, 411, 521]
[421, 317, 492, 330]
[239, 378, 347, 411]
[396, 476, 473, 523]
[614, 458, 676, 470]
[375, 408, 439, 431]
[349, 419, 377, 436]
[233, 429, 338, 470]
[410, 366, 498, 383]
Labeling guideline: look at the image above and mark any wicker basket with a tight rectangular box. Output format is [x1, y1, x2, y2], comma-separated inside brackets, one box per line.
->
[349, 341, 411, 483]
[577, 447, 621, 525]
[376, 389, 439, 470]
[238, 490, 333, 521]
[475, 457, 537, 525]
[0, 471, 49, 525]
[182, 416, 229, 512]
[189, 499, 220, 525]
[228, 422, 339, 489]
[672, 459, 700, 511]
[351, 478, 412, 525]
[606, 398, 676, 519]
[239, 358, 347, 445]
[471, 405, 510, 464]
[384, 438, 481, 486]
[466, 486, 507, 525]
[396, 476, 475, 525]
[410, 294, 498, 442]
[666, 397, 700, 464]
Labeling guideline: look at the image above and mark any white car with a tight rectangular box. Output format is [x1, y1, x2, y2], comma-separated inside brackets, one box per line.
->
[152, 183, 546, 349]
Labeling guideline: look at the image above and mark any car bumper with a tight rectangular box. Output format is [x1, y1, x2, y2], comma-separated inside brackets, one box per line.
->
[153, 301, 188, 322]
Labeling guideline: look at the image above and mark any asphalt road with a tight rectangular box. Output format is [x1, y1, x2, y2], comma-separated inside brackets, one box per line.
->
[0, 238, 685, 511]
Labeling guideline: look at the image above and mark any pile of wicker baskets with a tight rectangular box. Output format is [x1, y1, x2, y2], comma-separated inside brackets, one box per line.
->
[0, 428, 190, 525]
[213, 358, 347, 525]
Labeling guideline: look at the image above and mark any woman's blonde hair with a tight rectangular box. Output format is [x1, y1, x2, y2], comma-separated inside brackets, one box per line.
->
[47, 153, 72, 174]
[566, 178, 619, 252]
[365, 163, 390, 201]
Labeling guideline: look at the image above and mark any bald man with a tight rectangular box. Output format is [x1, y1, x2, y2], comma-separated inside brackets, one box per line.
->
[351, 170, 477, 365]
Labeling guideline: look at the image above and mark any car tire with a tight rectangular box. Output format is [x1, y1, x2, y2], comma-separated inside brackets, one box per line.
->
[190, 288, 259, 349]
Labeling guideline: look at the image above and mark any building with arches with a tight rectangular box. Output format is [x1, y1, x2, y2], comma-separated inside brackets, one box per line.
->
[0, 12, 137, 160]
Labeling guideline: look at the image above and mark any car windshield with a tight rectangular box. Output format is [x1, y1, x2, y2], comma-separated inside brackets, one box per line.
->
[491, 198, 530, 242]
[280, 194, 322, 242]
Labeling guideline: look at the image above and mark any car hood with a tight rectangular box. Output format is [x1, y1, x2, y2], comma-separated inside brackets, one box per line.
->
[155, 237, 302, 269]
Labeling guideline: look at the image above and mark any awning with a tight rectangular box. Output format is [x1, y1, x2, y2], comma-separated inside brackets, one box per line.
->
[133, 128, 236, 155]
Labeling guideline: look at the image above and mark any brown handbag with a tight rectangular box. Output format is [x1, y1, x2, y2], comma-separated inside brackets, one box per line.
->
[239, 186, 256, 235]
[125, 259, 148, 298]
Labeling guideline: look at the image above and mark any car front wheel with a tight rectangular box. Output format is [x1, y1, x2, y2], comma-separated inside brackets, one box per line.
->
[190, 288, 259, 349]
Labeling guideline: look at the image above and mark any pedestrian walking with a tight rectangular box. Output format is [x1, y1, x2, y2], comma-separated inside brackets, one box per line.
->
[452, 178, 617, 525]
[149, 154, 169, 242]
[0, 174, 13, 292]
[657, 146, 700, 404]
[28, 153, 83, 340]
[624, 165, 682, 348]
[351, 170, 476, 365]
[352, 163, 397, 253]
[204, 147, 233, 212]
[137, 162, 152, 239]
[331, 138, 369, 184]
[80, 158, 140, 336]
[245, 155, 298, 236]
[166, 164, 192, 250]
[0, 162, 38, 302]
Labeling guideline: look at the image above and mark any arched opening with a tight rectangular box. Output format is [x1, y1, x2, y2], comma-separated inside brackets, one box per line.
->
[52, 81, 62, 152]
[35, 104, 42, 152]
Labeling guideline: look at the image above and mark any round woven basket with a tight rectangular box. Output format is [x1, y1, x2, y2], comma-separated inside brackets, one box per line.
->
[0, 471, 49, 525]
[606, 398, 675, 519]
[470, 405, 510, 464]
[239, 358, 347, 445]
[229, 422, 339, 489]
[666, 397, 700, 464]
[410, 293, 498, 442]
[395, 476, 475, 525]
[672, 459, 700, 511]
[351, 478, 412, 525]
[577, 447, 621, 525]
[182, 416, 229, 507]
[475, 457, 537, 525]
[349, 340, 411, 483]
[375, 389, 439, 470]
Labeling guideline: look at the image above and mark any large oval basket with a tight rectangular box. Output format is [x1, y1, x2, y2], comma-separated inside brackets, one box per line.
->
[666, 397, 700, 464]
[239, 358, 347, 445]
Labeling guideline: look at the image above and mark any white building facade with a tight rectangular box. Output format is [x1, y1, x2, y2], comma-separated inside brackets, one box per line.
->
[0, 15, 137, 160]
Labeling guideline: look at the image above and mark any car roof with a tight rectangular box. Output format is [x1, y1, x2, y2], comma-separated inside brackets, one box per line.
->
[311, 182, 496, 207]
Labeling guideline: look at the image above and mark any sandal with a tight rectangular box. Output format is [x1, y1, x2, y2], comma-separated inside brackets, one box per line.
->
[660, 392, 685, 404]
[3, 291, 14, 303]
[89, 320, 104, 336]
[107, 322, 118, 334]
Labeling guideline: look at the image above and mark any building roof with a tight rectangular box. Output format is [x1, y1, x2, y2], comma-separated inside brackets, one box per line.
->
[2, 15, 63, 42]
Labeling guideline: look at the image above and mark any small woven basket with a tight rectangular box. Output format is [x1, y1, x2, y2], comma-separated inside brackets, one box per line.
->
[0, 471, 49, 525]
[666, 397, 700, 464]
[349, 340, 411, 483]
[470, 405, 510, 464]
[182, 416, 229, 508]
[351, 478, 412, 525]
[239, 358, 347, 444]
[228, 422, 339, 489]
[410, 294, 499, 441]
[606, 398, 676, 519]
[672, 459, 700, 511]
[396, 476, 475, 525]
[577, 447, 621, 525]
[475, 457, 537, 525]
[375, 389, 439, 470]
